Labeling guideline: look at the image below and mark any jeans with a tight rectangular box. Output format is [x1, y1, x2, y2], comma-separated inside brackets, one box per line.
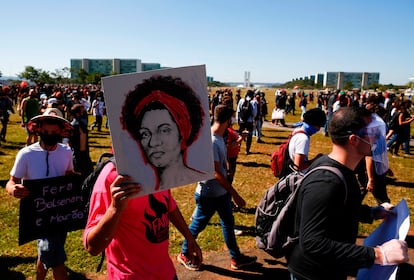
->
[181, 192, 240, 259]
[387, 133, 398, 149]
[238, 122, 253, 153]
[254, 118, 263, 140]
[324, 110, 333, 134]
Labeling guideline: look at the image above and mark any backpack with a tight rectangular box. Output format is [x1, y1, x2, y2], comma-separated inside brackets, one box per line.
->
[81, 152, 115, 219]
[80, 152, 114, 272]
[239, 99, 252, 122]
[270, 131, 305, 177]
[255, 166, 347, 259]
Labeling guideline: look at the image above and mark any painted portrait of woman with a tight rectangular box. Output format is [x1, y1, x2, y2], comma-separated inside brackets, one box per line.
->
[120, 75, 207, 191]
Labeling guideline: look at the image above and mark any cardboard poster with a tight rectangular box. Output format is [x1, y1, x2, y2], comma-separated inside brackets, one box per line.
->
[356, 199, 410, 280]
[102, 65, 214, 197]
[19, 175, 84, 245]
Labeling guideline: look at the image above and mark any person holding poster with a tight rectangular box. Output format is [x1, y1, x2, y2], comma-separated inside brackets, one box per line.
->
[6, 107, 74, 280]
[120, 75, 206, 191]
[287, 107, 408, 280]
[83, 159, 202, 279]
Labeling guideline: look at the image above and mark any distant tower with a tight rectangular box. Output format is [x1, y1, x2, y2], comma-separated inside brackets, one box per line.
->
[244, 71, 250, 87]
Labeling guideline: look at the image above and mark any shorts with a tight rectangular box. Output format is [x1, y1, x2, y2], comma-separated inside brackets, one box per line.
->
[37, 232, 67, 269]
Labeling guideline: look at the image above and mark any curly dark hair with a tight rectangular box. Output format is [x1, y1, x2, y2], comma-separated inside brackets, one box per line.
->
[121, 75, 204, 148]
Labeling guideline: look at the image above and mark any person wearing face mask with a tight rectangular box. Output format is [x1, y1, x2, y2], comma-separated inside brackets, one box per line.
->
[357, 99, 393, 206]
[281, 108, 326, 177]
[287, 107, 409, 280]
[5, 108, 74, 280]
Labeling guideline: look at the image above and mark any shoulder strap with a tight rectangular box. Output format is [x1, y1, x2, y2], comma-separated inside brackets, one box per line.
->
[290, 129, 308, 140]
[291, 130, 306, 137]
[292, 165, 348, 239]
[284, 130, 308, 173]
[303, 166, 348, 204]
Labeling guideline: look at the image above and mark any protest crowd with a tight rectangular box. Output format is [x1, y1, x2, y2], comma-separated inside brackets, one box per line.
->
[0, 80, 413, 280]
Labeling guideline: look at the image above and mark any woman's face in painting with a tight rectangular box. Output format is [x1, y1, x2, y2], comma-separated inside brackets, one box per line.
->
[138, 109, 182, 168]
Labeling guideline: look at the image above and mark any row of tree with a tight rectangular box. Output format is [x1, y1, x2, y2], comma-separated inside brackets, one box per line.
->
[0, 66, 407, 92]
[0, 66, 104, 85]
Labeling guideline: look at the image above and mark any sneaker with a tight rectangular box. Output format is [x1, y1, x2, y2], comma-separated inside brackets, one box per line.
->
[177, 252, 200, 271]
[234, 229, 243, 236]
[231, 254, 257, 270]
[392, 154, 402, 158]
[386, 168, 394, 177]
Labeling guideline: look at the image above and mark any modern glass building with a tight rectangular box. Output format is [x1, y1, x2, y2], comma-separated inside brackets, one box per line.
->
[70, 58, 163, 79]
[312, 71, 380, 89]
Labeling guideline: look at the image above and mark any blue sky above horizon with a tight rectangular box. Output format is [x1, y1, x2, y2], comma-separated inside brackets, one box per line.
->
[1, 0, 413, 85]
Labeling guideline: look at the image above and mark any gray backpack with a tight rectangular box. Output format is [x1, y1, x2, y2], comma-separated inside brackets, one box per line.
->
[255, 166, 347, 258]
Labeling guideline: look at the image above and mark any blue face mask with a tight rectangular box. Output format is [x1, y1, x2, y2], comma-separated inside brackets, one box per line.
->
[303, 123, 320, 136]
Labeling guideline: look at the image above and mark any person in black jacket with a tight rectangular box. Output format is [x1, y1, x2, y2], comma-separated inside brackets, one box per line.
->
[288, 107, 408, 280]
[69, 104, 93, 179]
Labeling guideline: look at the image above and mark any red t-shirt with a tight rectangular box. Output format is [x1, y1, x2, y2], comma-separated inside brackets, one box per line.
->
[226, 127, 241, 158]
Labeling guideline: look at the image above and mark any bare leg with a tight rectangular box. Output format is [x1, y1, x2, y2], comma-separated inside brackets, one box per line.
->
[52, 264, 69, 280]
[36, 258, 47, 280]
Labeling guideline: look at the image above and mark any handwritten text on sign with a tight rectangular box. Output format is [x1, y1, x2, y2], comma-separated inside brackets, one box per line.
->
[19, 175, 85, 245]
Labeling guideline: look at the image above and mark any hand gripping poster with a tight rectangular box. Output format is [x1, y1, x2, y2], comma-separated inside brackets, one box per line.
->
[357, 199, 410, 280]
[102, 65, 214, 197]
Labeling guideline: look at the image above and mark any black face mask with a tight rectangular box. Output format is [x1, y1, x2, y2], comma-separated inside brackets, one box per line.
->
[40, 133, 61, 146]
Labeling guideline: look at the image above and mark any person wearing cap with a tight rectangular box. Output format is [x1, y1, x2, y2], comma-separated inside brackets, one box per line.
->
[288, 107, 409, 280]
[5, 108, 74, 280]
[280, 108, 326, 177]
[178, 104, 257, 271]
[20, 88, 40, 146]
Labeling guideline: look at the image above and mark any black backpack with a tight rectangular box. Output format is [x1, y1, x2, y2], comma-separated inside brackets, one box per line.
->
[81, 152, 115, 272]
[239, 99, 252, 122]
[81, 153, 115, 220]
[255, 166, 347, 258]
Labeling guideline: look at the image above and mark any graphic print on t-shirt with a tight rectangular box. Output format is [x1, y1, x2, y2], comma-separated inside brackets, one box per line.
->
[143, 194, 169, 243]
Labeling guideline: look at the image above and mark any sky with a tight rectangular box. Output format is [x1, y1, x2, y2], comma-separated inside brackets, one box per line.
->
[1, 0, 413, 85]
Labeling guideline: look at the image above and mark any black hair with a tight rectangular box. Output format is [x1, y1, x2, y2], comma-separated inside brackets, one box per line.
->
[121, 75, 204, 147]
[328, 107, 368, 145]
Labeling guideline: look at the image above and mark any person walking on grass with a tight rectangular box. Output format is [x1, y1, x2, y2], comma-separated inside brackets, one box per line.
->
[280, 108, 326, 178]
[288, 107, 408, 280]
[177, 105, 257, 271]
[90, 91, 105, 131]
[236, 90, 257, 154]
[6, 108, 74, 280]
[20, 88, 40, 145]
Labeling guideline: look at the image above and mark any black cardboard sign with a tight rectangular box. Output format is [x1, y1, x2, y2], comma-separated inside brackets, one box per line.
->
[18, 175, 85, 245]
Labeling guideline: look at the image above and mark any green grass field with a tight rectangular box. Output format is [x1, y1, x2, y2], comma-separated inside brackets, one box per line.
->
[0, 88, 413, 279]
